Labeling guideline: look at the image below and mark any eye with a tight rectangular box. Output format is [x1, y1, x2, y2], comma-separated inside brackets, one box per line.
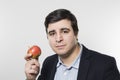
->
[63, 30, 69, 33]
[49, 32, 55, 36]
[62, 28, 70, 33]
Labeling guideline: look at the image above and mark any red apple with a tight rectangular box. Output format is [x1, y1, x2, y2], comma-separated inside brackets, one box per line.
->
[27, 45, 41, 59]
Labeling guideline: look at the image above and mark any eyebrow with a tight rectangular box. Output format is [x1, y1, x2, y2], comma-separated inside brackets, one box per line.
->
[48, 30, 55, 34]
[48, 27, 70, 34]
[61, 28, 70, 31]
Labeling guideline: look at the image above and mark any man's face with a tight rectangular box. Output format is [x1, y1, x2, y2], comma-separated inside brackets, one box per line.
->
[47, 19, 78, 56]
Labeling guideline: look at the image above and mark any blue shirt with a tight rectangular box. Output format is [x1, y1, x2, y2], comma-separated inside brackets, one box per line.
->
[54, 44, 83, 80]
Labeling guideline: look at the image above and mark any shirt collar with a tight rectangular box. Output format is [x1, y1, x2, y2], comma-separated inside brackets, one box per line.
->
[56, 43, 83, 69]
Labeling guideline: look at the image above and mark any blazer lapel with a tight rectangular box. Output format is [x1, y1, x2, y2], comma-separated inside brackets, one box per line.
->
[49, 65, 57, 80]
[77, 45, 91, 80]
[49, 55, 58, 80]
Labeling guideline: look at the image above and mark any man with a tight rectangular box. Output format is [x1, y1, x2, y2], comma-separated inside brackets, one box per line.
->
[25, 9, 120, 80]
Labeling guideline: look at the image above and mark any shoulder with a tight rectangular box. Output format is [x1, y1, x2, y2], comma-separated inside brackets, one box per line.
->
[42, 54, 58, 66]
[44, 54, 58, 61]
[81, 45, 120, 79]
[82, 45, 116, 64]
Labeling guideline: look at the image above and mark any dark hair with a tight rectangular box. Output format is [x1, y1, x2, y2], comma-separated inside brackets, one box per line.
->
[44, 9, 79, 36]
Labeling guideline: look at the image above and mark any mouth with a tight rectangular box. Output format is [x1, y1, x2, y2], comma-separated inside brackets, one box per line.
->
[56, 45, 65, 49]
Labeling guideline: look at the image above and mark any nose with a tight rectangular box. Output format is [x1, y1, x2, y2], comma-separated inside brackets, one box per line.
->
[55, 33, 63, 43]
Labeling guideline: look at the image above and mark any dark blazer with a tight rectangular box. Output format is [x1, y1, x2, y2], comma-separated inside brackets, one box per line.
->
[38, 45, 120, 80]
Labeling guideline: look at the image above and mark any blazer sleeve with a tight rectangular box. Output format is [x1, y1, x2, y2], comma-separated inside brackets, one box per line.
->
[103, 57, 120, 80]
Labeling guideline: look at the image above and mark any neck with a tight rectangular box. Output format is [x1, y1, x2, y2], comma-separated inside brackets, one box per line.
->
[60, 43, 80, 67]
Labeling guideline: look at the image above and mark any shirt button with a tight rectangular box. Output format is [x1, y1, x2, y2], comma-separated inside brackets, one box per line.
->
[64, 72, 67, 75]
[63, 70, 68, 76]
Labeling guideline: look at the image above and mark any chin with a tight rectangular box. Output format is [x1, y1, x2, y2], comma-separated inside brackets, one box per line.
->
[55, 51, 69, 57]
[58, 53, 70, 58]
[55, 51, 66, 55]
[56, 52, 65, 55]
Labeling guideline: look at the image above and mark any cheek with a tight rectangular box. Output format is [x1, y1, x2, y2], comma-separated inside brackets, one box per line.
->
[65, 36, 78, 47]
[65, 35, 76, 42]
[48, 38, 55, 47]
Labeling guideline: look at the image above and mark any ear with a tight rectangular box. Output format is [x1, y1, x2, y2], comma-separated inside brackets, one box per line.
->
[46, 31, 49, 39]
[75, 34, 78, 41]
[46, 34, 48, 39]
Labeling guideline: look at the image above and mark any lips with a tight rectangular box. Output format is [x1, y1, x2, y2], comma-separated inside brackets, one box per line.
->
[56, 45, 65, 49]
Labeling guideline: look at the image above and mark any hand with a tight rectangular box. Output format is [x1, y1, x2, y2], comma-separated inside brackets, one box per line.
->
[24, 54, 40, 80]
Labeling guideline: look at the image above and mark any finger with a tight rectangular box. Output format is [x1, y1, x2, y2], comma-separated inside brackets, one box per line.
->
[33, 59, 40, 67]
[25, 64, 38, 74]
[25, 59, 40, 75]
[26, 59, 40, 68]
[28, 68, 39, 75]
[31, 65, 39, 71]
[24, 53, 32, 61]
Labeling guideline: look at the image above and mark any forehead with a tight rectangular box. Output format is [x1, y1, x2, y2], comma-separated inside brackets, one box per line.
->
[47, 19, 72, 31]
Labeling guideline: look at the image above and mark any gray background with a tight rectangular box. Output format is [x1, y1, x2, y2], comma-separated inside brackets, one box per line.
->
[0, 0, 120, 80]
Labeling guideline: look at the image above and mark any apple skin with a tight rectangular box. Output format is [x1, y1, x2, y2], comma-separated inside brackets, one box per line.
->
[27, 45, 41, 59]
